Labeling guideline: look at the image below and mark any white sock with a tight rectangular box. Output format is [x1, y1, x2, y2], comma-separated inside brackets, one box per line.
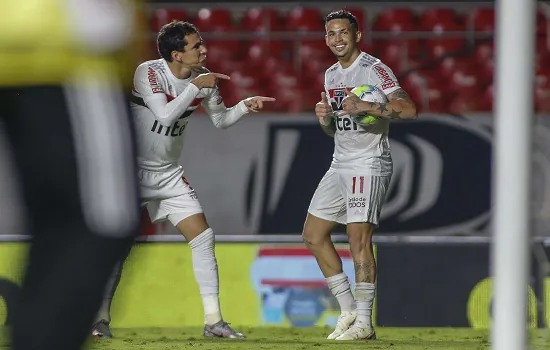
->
[355, 282, 375, 326]
[189, 228, 222, 325]
[326, 272, 356, 313]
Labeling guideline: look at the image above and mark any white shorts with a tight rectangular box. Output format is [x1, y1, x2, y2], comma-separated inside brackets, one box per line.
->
[139, 166, 203, 226]
[308, 169, 391, 226]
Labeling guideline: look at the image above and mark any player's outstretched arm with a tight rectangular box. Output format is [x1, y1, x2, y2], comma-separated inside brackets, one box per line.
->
[342, 88, 417, 120]
[203, 91, 276, 129]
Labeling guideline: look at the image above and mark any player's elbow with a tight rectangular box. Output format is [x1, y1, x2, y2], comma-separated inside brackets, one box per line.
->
[214, 121, 229, 129]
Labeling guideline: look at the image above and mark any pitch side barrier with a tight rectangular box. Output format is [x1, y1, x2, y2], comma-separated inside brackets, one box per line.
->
[1, 235, 549, 328]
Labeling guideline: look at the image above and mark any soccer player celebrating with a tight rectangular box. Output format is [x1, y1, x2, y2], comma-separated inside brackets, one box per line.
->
[302, 10, 417, 341]
[92, 21, 274, 339]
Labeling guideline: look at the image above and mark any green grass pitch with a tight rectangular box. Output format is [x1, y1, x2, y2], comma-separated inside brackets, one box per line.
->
[81, 327, 550, 350]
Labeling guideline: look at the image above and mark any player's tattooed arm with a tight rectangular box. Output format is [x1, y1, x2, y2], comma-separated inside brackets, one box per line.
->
[320, 116, 336, 137]
[367, 88, 417, 120]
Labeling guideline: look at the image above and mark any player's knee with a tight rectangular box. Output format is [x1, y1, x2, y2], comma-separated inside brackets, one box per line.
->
[302, 228, 317, 246]
[302, 226, 329, 247]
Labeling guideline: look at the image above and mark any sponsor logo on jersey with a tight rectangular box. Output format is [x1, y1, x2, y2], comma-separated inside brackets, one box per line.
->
[374, 65, 398, 91]
[148, 67, 163, 94]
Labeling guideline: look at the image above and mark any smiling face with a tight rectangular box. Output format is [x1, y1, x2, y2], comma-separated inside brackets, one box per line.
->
[325, 18, 362, 62]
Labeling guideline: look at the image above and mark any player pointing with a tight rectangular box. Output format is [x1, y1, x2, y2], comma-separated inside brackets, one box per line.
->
[303, 10, 417, 341]
[92, 21, 274, 339]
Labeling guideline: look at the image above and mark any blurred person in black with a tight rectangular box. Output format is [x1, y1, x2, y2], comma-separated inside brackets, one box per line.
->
[0, 1, 145, 349]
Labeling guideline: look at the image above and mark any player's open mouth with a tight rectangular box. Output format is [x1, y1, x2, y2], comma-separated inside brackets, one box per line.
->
[334, 44, 346, 52]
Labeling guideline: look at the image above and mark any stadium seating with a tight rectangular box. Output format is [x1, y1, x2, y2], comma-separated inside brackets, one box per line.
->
[145, 4, 550, 113]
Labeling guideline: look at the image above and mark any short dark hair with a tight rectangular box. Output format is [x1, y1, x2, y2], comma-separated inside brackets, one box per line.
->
[157, 21, 199, 61]
[325, 9, 359, 32]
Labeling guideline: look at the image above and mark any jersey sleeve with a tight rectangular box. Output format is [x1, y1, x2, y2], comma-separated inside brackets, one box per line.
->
[132, 63, 200, 127]
[369, 62, 401, 95]
[202, 87, 249, 129]
[133, 63, 165, 97]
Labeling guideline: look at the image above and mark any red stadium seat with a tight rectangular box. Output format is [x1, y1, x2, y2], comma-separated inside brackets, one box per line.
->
[204, 26, 240, 63]
[448, 95, 481, 114]
[218, 69, 263, 106]
[420, 18, 465, 33]
[477, 58, 494, 86]
[470, 8, 495, 32]
[448, 66, 481, 99]
[209, 59, 245, 77]
[474, 42, 494, 63]
[302, 57, 335, 82]
[244, 40, 286, 66]
[425, 38, 466, 59]
[436, 57, 473, 80]
[284, 7, 324, 32]
[228, 69, 261, 89]
[374, 8, 416, 29]
[150, 8, 186, 31]
[266, 65, 303, 90]
[420, 8, 465, 32]
[479, 85, 494, 111]
[297, 39, 332, 61]
[263, 65, 309, 113]
[372, 15, 417, 32]
[399, 73, 426, 112]
[194, 8, 233, 31]
[420, 8, 457, 27]
[373, 38, 422, 60]
[424, 76, 452, 113]
[374, 41, 406, 74]
[240, 8, 280, 32]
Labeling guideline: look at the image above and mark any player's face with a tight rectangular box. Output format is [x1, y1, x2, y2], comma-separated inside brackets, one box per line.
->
[173, 33, 207, 68]
[325, 19, 361, 59]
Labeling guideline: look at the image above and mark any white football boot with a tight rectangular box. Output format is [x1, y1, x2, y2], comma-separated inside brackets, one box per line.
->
[335, 320, 376, 341]
[327, 310, 357, 339]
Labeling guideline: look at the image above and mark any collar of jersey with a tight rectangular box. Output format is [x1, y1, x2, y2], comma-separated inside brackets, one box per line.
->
[339, 51, 365, 73]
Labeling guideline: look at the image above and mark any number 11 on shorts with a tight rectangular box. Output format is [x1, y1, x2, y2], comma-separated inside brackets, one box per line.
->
[352, 176, 365, 194]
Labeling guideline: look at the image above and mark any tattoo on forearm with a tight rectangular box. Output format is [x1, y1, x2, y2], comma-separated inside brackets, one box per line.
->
[376, 103, 388, 113]
[389, 89, 410, 100]
[321, 120, 336, 137]
[354, 259, 376, 283]
[388, 109, 403, 119]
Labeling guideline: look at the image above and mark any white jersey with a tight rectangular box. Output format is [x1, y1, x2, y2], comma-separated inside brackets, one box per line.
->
[325, 52, 401, 176]
[130, 58, 248, 171]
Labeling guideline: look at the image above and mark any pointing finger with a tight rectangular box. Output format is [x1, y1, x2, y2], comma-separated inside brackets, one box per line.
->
[211, 73, 231, 80]
[255, 96, 276, 102]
